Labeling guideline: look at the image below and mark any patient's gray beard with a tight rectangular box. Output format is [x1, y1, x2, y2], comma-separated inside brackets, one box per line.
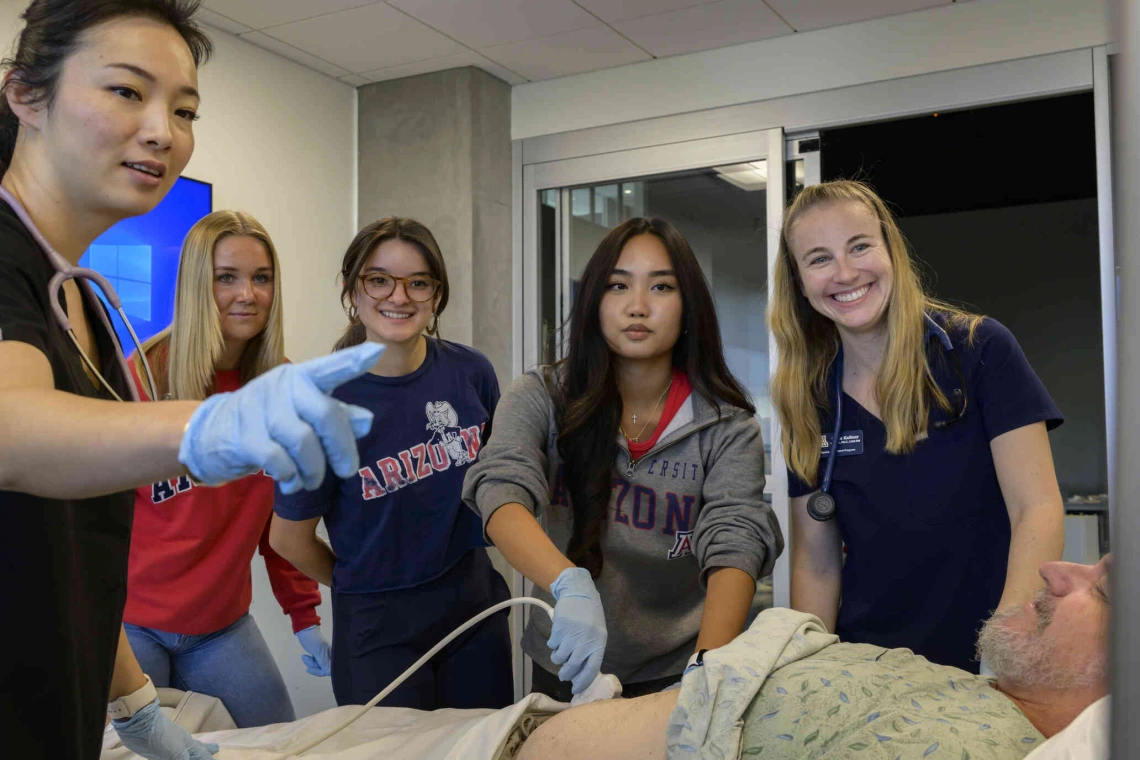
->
[975, 590, 1103, 690]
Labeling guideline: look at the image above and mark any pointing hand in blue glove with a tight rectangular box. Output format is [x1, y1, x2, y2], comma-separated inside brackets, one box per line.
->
[547, 567, 607, 695]
[113, 699, 218, 759]
[179, 342, 384, 494]
[296, 625, 332, 677]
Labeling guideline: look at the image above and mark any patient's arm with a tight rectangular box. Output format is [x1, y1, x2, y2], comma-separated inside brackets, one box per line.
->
[518, 691, 677, 760]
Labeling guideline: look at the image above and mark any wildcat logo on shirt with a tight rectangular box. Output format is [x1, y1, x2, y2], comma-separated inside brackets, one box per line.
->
[358, 400, 485, 501]
[426, 401, 474, 466]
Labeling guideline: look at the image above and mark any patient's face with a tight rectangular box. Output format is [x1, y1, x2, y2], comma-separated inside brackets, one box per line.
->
[977, 555, 1110, 691]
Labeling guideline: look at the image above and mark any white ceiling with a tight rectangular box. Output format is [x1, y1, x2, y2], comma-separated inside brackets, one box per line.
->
[199, 0, 965, 88]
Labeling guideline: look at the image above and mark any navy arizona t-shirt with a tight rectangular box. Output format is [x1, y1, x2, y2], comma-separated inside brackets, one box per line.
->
[787, 316, 1062, 673]
[275, 338, 500, 594]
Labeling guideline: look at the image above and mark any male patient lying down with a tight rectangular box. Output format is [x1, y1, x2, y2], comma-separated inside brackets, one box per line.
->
[104, 558, 1107, 759]
[519, 556, 1110, 760]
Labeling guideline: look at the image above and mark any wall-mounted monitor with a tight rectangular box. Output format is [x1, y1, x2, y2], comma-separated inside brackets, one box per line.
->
[79, 176, 213, 351]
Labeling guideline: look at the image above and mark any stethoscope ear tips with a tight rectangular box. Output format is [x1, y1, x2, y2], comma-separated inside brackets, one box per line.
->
[807, 491, 837, 522]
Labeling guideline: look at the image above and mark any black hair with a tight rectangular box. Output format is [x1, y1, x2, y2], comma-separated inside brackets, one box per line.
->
[553, 217, 755, 577]
[0, 0, 212, 173]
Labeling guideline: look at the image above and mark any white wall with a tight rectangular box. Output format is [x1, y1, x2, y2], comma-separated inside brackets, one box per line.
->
[511, 0, 1110, 140]
[0, 4, 355, 719]
[189, 31, 357, 364]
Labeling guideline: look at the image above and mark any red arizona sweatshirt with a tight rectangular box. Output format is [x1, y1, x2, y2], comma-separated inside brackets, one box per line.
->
[122, 356, 321, 635]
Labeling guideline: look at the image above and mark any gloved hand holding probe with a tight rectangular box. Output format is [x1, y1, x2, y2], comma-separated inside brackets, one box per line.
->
[547, 567, 608, 695]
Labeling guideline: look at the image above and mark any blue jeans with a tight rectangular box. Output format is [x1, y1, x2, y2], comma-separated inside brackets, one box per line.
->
[124, 613, 295, 728]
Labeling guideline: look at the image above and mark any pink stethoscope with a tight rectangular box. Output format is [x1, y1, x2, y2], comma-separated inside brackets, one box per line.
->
[0, 186, 158, 402]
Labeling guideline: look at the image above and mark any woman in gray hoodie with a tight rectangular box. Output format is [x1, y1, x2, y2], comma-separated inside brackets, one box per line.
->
[462, 217, 783, 701]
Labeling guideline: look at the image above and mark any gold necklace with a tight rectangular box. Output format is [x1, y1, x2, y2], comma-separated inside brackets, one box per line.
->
[621, 380, 672, 443]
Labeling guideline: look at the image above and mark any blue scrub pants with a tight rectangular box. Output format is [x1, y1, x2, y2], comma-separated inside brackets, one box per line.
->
[124, 613, 295, 728]
[331, 548, 513, 710]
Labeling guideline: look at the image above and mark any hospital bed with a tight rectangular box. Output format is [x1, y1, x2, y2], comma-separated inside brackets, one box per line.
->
[101, 689, 1106, 760]
[101, 689, 567, 760]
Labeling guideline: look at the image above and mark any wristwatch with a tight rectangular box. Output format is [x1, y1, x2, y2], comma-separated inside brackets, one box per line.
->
[107, 674, 157, 721]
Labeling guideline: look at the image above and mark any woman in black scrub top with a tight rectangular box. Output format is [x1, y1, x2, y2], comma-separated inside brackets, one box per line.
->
[0, 3, 378, 759]
[771, 180, 1065, 673]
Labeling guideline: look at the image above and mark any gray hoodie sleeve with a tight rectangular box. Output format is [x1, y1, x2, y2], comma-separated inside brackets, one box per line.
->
[692, 412, 785, 586]
[462, 370, 554, 539]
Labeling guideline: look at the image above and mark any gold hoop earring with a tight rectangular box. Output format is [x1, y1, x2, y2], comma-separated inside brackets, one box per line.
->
[348, 305, 359, 323]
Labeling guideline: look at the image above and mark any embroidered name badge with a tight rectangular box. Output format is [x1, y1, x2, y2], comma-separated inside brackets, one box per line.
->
[820, 430, 864, 457]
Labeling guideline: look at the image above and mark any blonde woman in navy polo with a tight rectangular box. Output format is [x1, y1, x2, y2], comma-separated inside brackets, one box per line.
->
[771, 180, 1065, 673]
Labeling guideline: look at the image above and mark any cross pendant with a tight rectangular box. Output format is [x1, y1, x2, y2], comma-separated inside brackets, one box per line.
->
[631, 414, 638, 424]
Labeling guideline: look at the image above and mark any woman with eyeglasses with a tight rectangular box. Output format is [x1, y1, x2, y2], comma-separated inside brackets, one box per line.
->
[771, 180, 1065, 673]
[269, 217, 513, 710]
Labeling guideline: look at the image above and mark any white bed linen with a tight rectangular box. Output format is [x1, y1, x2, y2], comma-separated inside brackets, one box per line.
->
[102, 694, 567, 760]
[1023, 695, 1109, 760]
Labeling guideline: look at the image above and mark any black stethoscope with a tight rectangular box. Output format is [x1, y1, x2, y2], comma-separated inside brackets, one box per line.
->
[806, 313, 968, 522]
[0, 187, 157, 402]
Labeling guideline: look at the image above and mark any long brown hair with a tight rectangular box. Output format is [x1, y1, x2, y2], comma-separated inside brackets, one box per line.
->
[333, 217, 449, 351]
[554, 217, 754, 577]
[770, 180, 981, 486]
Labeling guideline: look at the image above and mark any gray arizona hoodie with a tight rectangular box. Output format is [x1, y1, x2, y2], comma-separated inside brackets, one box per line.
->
[462, 368, 784, 684]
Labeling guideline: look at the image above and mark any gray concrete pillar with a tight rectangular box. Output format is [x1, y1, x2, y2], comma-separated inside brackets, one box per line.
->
[357, 67, 513, 382]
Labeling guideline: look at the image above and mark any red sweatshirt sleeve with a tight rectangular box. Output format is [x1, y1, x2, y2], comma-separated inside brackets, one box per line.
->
[258, 516, 322, 634]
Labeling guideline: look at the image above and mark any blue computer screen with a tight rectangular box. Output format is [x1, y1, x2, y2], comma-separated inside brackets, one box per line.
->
[78, 176, 212, 351]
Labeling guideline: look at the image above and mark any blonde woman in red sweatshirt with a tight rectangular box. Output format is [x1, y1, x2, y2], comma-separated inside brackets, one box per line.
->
[122, 210, 330, 727]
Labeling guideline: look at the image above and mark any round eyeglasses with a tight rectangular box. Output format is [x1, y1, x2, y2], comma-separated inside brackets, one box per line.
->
[358, 272, 441, 302]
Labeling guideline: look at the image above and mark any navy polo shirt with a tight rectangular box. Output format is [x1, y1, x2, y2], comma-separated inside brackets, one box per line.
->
[789, 316, 1062, 672]
[275, 338, 499, 594]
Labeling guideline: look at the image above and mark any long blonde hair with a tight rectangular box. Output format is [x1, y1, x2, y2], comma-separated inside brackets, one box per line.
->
[133, 210, 285, 400]
[770, 180, 981, 486]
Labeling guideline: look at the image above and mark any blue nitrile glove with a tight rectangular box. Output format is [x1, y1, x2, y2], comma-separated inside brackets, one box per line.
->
[547, 567, 608, 695]
[113, 699, 219, 759]
[179, 343, 384, 494]
[296, 624, 332, 677]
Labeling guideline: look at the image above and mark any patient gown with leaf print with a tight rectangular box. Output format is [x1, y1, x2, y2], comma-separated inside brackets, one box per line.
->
[668, 609, 1043, 759]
